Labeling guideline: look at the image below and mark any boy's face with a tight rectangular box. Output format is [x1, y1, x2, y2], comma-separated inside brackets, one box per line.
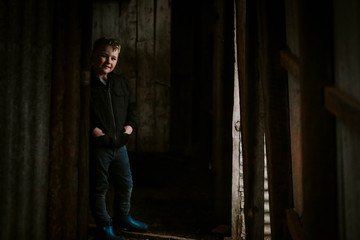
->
[92, 45, 120, 76]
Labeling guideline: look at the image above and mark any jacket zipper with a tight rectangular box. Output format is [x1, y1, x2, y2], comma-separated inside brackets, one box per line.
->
[108, 81, 117, 142]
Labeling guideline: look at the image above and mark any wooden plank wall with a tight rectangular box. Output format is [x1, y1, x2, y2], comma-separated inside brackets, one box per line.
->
[92, 0, 171, 152]
[136, 0, 171, 152]
[232, 1, 359, 239]
[235, 0, 338, 240]
[281, 0, 338, 239]
[236, 0, 293, 239]
[330, 0, 360, 239]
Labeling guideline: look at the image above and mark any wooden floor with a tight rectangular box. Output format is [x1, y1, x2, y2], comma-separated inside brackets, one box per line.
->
[88, 152, 229, 240]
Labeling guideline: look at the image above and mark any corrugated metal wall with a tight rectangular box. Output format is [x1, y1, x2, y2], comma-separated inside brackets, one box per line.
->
[0, 0, 53, 239]
[0, 0, 92, 239]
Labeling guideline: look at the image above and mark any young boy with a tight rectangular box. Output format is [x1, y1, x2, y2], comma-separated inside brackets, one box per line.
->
[89, 37, 148, 240]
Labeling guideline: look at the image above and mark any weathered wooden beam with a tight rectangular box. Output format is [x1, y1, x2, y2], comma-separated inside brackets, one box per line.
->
[287, 74, 303, 215]
[238, 0, 265, 238]
[232, 1, 246, 238]
[283, 0, 304, 219]
[286, 209, 304, 240]
[325, 86, 360, 135]
[256, 0, 293, 239]
[280, 50, 300, 79]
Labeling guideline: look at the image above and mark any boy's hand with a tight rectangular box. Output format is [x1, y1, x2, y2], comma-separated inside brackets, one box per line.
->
[124, 125, 133, 134]
[92, 127, 105, 137]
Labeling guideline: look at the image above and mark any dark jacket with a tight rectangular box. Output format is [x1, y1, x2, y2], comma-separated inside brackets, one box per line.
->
[90, 70, 137, 148]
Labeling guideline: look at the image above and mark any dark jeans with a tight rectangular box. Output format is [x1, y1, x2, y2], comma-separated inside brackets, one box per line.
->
[90, 145, 133, 226]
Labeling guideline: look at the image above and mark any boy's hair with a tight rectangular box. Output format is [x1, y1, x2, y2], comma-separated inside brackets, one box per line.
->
[92, 37, 121, 54]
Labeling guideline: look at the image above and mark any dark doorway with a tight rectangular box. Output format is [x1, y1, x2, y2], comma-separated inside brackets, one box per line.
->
[89, 0, 232, 239]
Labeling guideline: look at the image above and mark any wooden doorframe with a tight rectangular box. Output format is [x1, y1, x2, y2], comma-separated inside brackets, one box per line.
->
[234, 0, 294, 239]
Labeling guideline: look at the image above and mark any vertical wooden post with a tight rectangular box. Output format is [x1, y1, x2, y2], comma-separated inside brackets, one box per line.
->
[232, 17, 245, 239]
[236, 0, 265, 239]
[232, 1, 247, 238]
[212, 0, 234, 224]
[256, 0, 293, 239]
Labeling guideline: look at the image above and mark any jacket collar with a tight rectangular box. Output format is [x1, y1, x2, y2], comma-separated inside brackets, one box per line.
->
[91, 67, 113, 86]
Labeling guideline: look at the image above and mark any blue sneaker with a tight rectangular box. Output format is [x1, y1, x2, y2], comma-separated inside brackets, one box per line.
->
[97, 225, 123, 240]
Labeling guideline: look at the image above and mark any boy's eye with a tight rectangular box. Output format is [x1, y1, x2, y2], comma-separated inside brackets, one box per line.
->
[112, 58, 117, 61]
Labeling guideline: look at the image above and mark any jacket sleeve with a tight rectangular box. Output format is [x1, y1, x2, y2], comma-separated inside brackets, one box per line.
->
[89, 108, 98, 136]
[89, 83, 105, 136]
